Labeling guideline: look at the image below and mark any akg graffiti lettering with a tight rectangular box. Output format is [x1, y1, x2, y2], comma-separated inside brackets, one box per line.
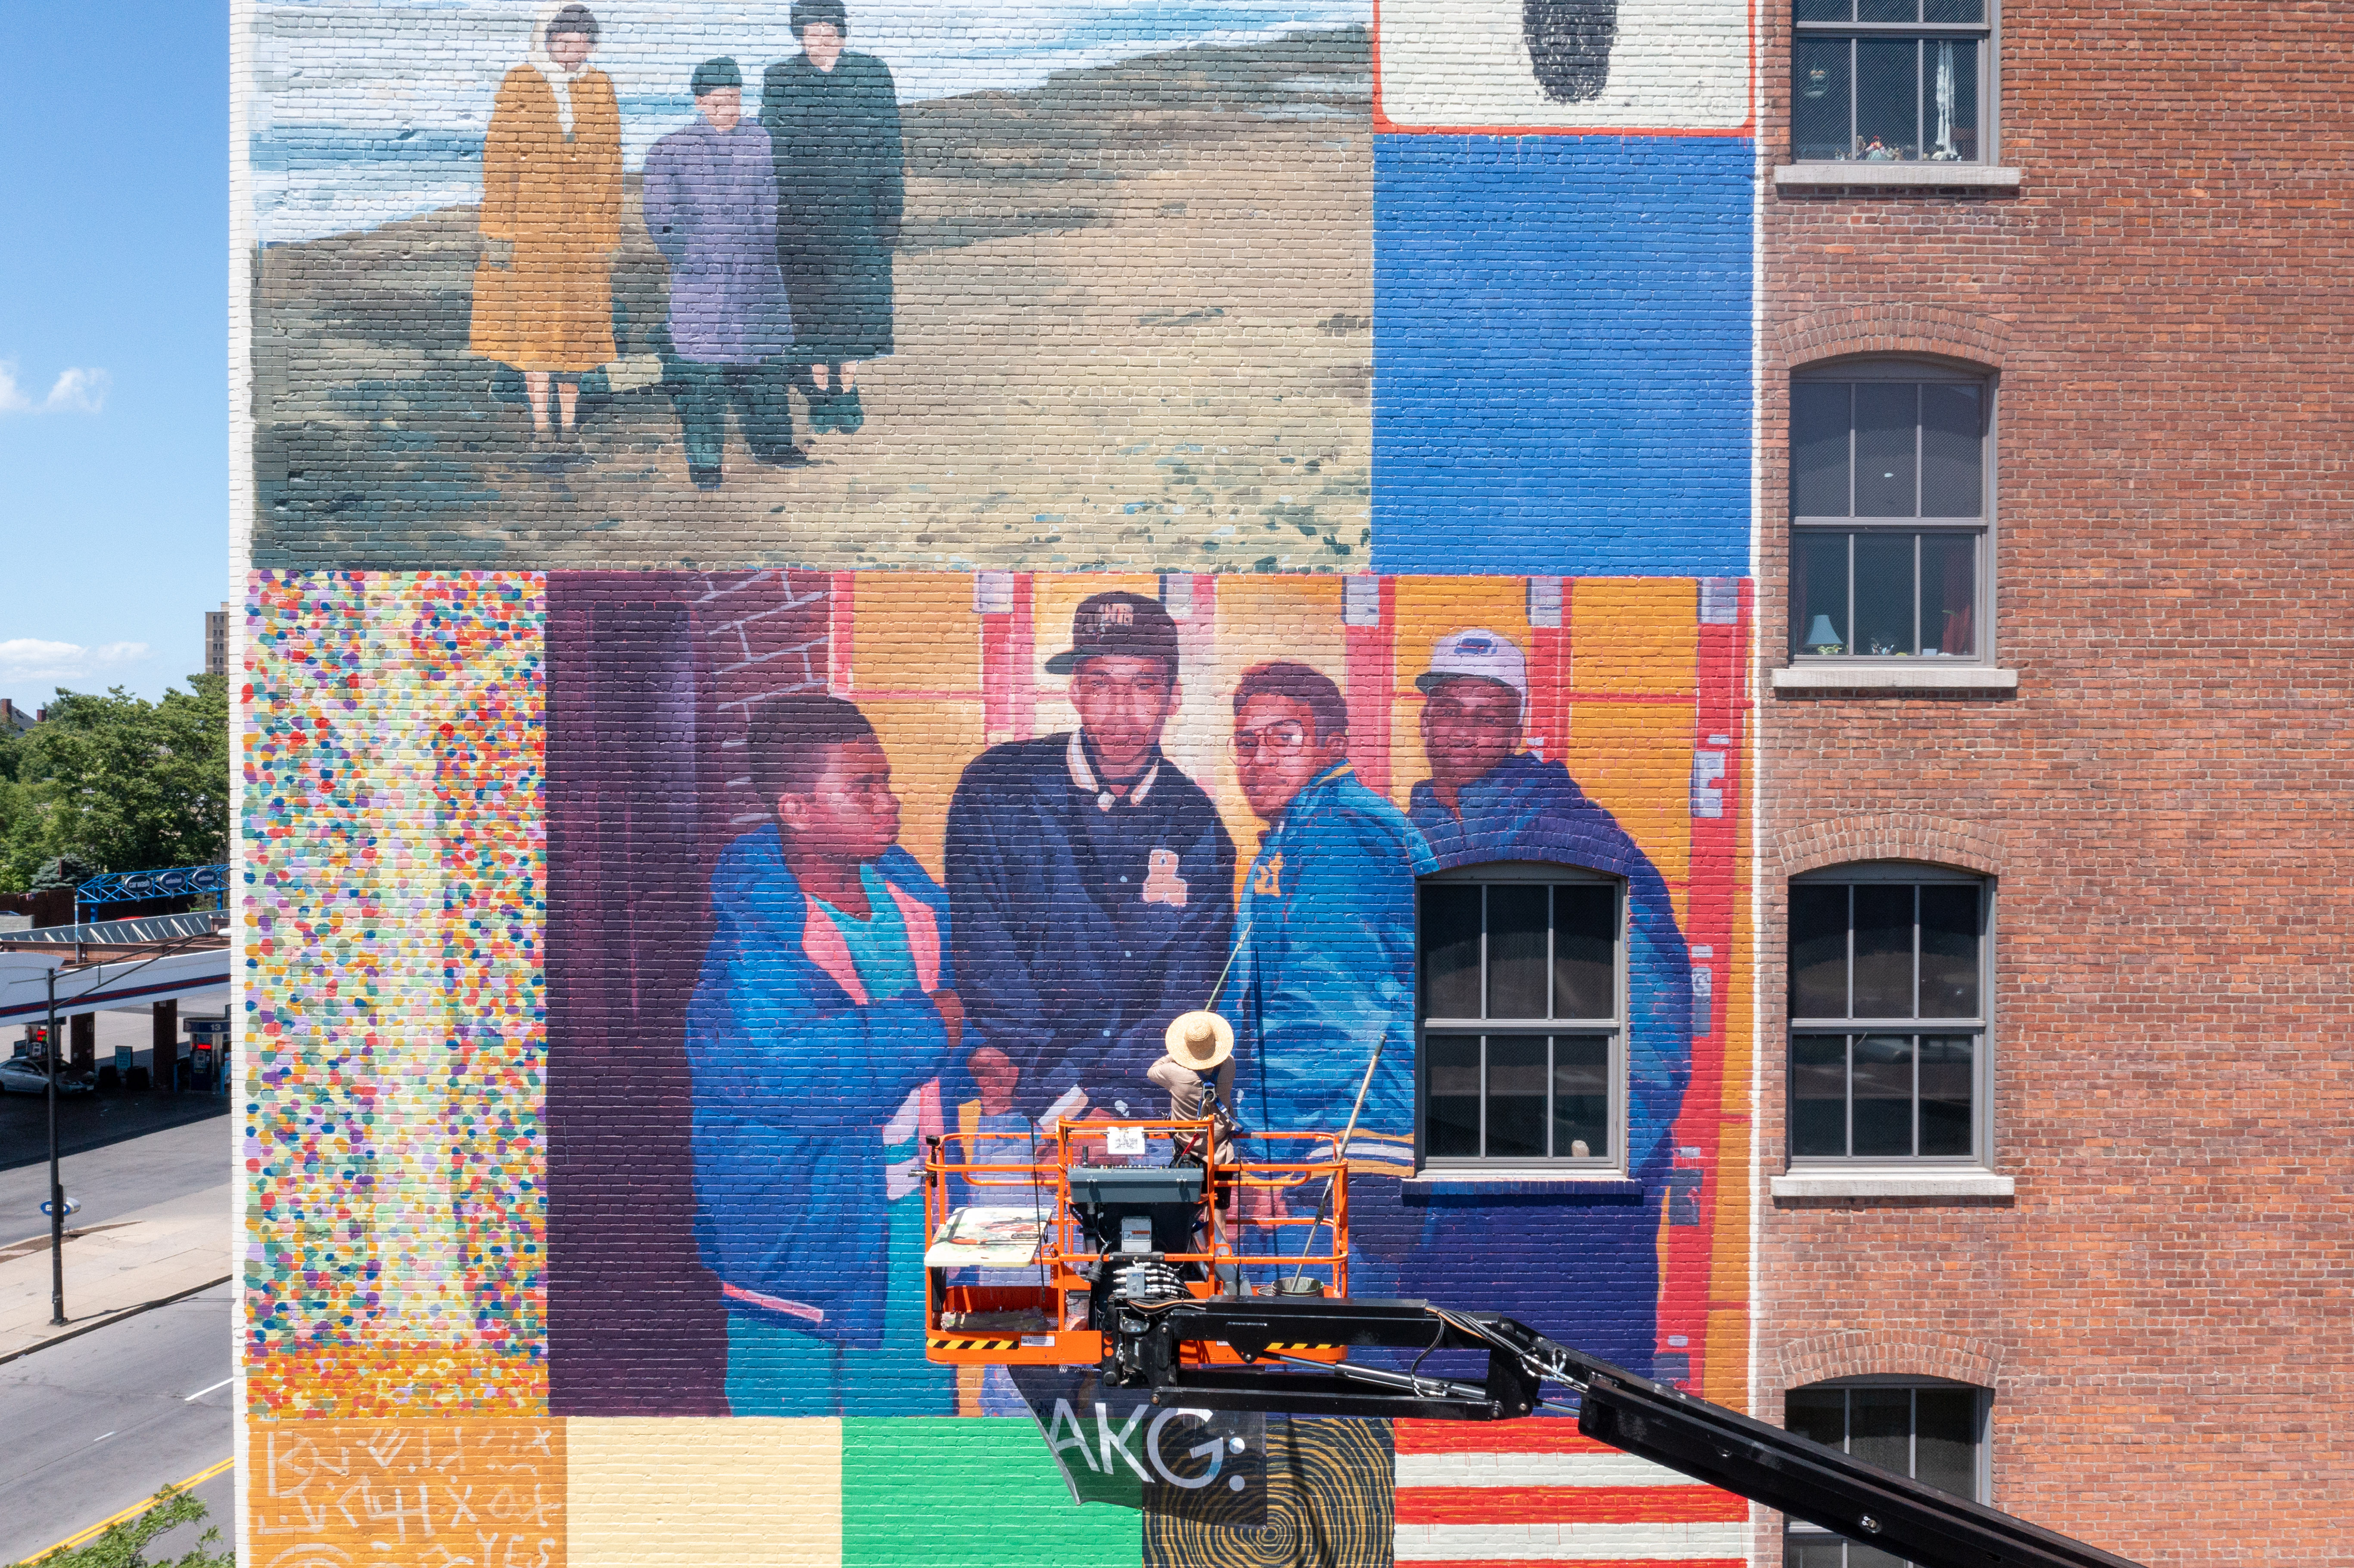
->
[1011, 1366, 1267, 1524]
[1042, 1400, 1240, 1491]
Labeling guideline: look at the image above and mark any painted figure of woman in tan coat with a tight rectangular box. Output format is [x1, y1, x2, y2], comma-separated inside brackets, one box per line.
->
[470, 3, 622, 456]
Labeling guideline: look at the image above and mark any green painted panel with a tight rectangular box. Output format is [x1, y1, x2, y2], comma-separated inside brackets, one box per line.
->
[843, 1418, 1142, 1568]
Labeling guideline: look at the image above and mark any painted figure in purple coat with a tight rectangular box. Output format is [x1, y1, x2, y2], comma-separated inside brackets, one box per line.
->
[644, 57, 808, 488]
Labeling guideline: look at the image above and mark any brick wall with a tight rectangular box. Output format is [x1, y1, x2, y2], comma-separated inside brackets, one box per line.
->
[1757, 0, 2354, 1562]
[229, 0, 2354, 1560]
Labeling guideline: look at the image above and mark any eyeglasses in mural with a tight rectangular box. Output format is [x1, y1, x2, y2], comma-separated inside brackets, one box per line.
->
[242, 566, 1755, 1566]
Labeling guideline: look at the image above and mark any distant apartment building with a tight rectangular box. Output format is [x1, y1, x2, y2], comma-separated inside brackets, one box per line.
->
[206, 603, 229, 679]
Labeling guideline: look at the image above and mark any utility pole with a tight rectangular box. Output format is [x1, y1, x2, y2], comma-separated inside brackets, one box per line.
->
[47, 966, 66, 1325]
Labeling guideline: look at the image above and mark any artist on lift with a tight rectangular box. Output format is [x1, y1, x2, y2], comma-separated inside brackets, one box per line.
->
[946, 591, 1236, 1126]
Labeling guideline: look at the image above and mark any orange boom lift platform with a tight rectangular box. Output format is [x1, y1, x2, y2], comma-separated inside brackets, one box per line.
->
[914, 1083, 2145, 1568]
[920, 1114, 1351, 1369]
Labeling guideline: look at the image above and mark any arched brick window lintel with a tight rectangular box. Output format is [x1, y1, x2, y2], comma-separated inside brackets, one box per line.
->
[1771, 307, 2010, 377]
[1772, 1331, 2006, 1408]
[1774, 814, 2005, 882]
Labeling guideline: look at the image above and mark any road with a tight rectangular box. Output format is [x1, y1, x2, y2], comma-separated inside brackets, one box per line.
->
[0, 1117, 231, 1233]
[0, 1114, 235, 1565]
[0, 1282, 233, 1565]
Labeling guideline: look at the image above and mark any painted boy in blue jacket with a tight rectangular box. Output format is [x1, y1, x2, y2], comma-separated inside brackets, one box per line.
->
[1219, 662, 1435, 1299]
[685, 694, 1005, 1415]
[1404, 628, 1693, 1376]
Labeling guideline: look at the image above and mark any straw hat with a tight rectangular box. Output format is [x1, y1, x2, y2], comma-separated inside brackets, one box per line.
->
[1162, 1010, 1234, 1071]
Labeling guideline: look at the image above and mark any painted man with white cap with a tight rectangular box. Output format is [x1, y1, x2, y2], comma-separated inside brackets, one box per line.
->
[1406, 628, 1693, 1377]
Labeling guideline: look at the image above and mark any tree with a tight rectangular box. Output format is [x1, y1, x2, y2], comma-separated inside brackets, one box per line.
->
[24, 1484, 231, 1568]
[29, 853, 100, 891]
[0, 675, 229, 892]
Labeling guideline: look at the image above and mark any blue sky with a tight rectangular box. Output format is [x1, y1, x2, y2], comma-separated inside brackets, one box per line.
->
[0, 2, 1361, 713]
[0, 3, 227, 708]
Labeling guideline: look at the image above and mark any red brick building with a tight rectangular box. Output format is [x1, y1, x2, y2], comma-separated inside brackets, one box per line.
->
[1756, 3, 2354, 1564]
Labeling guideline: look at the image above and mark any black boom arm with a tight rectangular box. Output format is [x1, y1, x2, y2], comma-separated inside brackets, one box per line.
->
[1102, 1295, 2142, 1568]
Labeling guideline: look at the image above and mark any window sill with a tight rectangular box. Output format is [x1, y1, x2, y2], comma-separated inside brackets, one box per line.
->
[1407, 1170, 1644, 1195]
[1775, 162, 2023, 191]
[1773, 664, 2018, 693]
[1772, 1169, 2014, 1200]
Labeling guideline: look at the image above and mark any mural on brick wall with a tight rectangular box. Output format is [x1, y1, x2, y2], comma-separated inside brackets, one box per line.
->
[242, 0, 1762, 577]
[243, 567, 1754, 1566]
[239, 7, 1762, 1565]
[1375, 0, 1751, 131]
[1366, 0, 1757, 580]
[542, 568, 1756, 1559]
[246, 2, 1375, 569]
[243, 570, 550, 1419]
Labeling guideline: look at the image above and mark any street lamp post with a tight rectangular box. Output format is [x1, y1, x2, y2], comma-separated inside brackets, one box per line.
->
[47, 966, 66, 1325]
[25, 924, 216, 1331]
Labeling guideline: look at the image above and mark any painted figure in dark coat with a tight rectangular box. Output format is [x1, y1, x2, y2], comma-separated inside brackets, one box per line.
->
[644, 58, 807, 487]
[761, 0, 905, 437]
[946, 592, 1236, 1125]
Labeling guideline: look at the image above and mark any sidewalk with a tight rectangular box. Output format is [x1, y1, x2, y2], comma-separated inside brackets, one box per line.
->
[0, 1182, 233, 1360]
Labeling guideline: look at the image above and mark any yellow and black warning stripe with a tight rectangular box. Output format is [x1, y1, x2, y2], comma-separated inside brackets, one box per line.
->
[928, 1335, 1021, 1350]
[1261, 1342, 1342, 1351]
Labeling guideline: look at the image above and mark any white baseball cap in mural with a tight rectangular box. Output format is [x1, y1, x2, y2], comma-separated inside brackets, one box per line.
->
[1415, 628, 1528, 704]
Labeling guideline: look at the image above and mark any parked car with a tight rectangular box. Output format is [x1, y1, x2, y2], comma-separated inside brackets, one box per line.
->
[0, 1055, 93, 1095]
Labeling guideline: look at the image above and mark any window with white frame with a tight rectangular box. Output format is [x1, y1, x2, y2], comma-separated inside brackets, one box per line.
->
[1787, 865, 1987, 1162]
[1784, 1378, 1989, 1567]
[1790, 363, 1991, 663]
[1418, 865, 1623, 1168]
[1794, 1, 1993, 165]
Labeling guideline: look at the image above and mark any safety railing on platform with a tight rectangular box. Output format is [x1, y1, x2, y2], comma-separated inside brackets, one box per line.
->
[919, 1116, 1355, 1364]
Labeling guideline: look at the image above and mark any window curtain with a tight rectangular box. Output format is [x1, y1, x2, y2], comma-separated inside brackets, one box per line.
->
[1792, 535, 1815, 653]
[1936, 539, 1974, 655]
[1933, 41, 1957, 158]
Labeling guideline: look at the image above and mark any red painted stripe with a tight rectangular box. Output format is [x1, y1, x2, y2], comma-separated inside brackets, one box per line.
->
[1344, 577, 1395, 795]
[1394, 1419, 1617, 1455]
[1392, 1559, 1747, 1568]
[1396, 1486, 1749, 1526]
[1009, 575, 1036, 740]
[826, 572, 856, 695]
[1655, 576, 1752, 1395]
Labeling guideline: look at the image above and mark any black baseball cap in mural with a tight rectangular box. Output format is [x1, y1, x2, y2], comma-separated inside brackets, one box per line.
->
[1045, 591, 1180, 675]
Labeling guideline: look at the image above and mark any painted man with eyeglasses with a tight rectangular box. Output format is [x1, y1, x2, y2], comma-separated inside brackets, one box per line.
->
[1406, 628, 1691, 1375]
[1221, 661, 1436, 1164]
[946, 591, 1236, 1124]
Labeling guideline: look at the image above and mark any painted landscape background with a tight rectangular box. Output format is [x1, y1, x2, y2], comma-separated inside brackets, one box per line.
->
[249, 28, 1373, 569]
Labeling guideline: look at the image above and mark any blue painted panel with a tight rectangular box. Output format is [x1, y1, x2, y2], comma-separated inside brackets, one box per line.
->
[1373, 136, 1755, 577]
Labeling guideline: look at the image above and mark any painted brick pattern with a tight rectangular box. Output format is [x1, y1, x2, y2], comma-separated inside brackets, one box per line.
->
[228, 2, 1799, 1567]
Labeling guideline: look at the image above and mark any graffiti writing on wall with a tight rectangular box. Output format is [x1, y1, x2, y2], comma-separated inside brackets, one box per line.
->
[249, 1420, 565, 1568]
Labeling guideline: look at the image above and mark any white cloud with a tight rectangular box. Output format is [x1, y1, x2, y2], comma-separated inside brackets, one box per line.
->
[40, 367, 111, 414]
[0, 361, 112, 415]
[0, 639, 151, 685]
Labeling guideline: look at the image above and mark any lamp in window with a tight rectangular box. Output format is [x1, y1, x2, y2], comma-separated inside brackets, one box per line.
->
[1804, 614, 1844, 655]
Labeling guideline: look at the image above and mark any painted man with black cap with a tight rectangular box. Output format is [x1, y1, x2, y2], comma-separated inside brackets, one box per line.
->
[946, 591, 1236, 1125]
